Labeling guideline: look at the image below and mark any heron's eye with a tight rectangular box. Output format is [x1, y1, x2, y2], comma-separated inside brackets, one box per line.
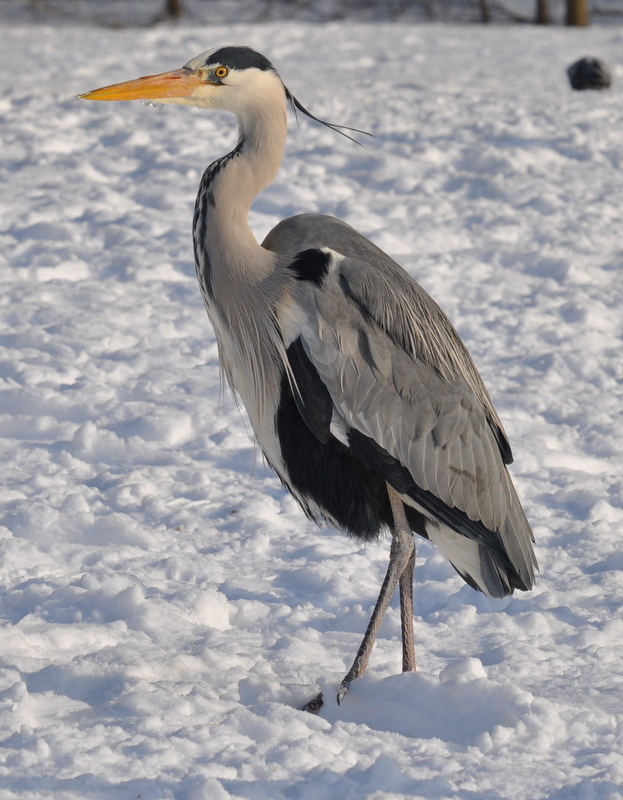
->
[214, 66, 229, 80]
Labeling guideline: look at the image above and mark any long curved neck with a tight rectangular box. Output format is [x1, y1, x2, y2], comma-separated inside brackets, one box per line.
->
[194, 87, 288, 304]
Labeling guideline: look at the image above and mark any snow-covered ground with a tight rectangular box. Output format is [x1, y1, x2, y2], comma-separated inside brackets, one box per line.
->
[2, 18, 623, 800]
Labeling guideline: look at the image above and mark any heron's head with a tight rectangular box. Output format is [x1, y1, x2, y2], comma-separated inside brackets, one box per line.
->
[79, 45, 285, 113]
[80, 45, 367, 143]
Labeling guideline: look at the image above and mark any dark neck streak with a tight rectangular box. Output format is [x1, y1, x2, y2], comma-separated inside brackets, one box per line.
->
[192, 133, 289, 432]
[193, 141, 243, 307]
[193, 140, 281, 309]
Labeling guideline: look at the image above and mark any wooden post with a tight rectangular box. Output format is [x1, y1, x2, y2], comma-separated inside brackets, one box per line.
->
[566, 0, 589, 26]
[165, 0, 183, 19]
[536, 0, 550, 23]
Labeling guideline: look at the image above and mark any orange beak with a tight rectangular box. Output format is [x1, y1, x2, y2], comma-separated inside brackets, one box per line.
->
[79, 68, 204, 101]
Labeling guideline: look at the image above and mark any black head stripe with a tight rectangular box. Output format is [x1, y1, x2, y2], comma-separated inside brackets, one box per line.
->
[205, 46, 275, 72]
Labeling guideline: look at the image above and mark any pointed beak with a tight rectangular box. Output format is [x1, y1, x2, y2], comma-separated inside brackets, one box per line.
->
[78, 68, 204, 101]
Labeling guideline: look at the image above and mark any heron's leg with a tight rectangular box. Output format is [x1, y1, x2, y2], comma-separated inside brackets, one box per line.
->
[392, 486, 416, 673]
[337, 486, 415, 704]
[399, 540, 416, 673]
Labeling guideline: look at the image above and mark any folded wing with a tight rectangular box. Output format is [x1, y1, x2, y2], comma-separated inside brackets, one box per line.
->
[281, 245, 537, 597]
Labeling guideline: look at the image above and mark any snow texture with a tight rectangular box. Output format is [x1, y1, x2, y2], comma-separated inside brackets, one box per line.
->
[2, 18, 623, 800]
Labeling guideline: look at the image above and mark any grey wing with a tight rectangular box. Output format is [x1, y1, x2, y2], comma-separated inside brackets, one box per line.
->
[280, 245, 537, 596]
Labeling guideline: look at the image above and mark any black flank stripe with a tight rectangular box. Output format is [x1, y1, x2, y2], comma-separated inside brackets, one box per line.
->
[286, 339, 332, 443]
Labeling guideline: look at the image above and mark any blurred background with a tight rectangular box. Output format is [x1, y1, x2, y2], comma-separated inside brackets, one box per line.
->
[2, 0, 622, 28]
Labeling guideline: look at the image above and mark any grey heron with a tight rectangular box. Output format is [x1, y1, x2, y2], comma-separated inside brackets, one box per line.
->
[80, 45, 537, 707]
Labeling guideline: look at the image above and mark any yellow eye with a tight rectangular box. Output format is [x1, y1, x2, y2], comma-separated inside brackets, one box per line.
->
[214, 66, 229, 79]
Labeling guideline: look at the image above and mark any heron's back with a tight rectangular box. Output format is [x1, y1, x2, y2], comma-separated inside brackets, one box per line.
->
[263, 213, 536, 597]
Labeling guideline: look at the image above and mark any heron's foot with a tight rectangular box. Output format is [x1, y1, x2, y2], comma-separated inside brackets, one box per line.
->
[337, 678, 352, 705]
[299, 692, 324, 714]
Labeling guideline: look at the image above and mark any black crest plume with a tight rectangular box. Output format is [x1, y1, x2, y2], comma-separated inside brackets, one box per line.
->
[285, 87, 372, 146]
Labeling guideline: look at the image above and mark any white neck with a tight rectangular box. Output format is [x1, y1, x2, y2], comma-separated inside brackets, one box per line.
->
[192, 75, 290, 432]
[199, 76, 288, 292]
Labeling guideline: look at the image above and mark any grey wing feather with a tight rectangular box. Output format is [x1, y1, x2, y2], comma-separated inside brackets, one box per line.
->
[267, 218, 536, 592]
[266, 213, 514, 464]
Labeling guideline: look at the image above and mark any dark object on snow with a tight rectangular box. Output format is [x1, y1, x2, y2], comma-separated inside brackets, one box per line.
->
[567, 57, 612, 91]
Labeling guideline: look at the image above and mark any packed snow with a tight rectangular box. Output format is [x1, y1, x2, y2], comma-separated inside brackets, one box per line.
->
[2, 17, 623, 800]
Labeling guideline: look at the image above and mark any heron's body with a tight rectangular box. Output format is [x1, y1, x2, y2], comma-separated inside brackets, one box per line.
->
[81, 46, 537, 704]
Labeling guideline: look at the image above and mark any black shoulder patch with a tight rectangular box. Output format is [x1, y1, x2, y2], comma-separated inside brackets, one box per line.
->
[205, 46, 274, 72]
[288, 249, 331, 286]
